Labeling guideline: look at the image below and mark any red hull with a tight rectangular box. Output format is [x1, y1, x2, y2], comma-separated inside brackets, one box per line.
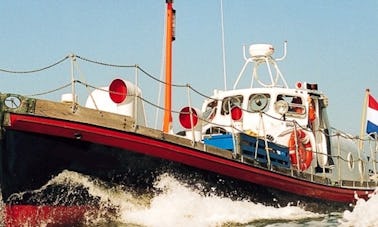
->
[4, 205, 89, 226]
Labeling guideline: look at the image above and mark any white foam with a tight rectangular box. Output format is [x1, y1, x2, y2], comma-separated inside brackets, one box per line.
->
[339, 189, 378, 227]
[120, 173, 321, 227]
[3, 170, 323, 226]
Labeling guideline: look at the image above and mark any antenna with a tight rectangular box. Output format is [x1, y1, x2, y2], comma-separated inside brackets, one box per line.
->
[220, 0, 227, 90]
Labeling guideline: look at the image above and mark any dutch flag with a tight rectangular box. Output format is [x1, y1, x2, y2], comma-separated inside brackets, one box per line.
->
[366, 94, 378, 135]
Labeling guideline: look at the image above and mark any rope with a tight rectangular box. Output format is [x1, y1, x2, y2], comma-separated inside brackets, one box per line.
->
[0, 53, 214, 104]
[27, 83, 72, 97]
[188, 84, 219, 101]
[75, 55, 190, 89]
[75, 55, 136, 68]
[0, 56, 69, 74]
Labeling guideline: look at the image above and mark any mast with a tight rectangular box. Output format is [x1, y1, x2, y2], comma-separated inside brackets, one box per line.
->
[163, 0, 175, 133]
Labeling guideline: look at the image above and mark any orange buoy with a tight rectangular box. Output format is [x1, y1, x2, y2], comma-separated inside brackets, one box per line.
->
[288, 129, 313, 171]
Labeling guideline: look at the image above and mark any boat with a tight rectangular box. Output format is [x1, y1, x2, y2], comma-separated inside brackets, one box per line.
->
[2, 1, 378, 225]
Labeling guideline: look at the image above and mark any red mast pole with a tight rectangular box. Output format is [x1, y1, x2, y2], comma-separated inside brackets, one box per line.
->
[163, 0, 175, 133]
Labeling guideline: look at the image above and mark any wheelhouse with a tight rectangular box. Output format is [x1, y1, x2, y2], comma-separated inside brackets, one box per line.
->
[202, 88, 325, 143]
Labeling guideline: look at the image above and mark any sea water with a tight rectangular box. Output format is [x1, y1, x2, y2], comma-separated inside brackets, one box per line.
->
[2, 170, 378, 226]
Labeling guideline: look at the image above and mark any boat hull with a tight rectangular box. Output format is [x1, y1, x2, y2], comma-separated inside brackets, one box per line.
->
[2, 112, 372, 204]
[1, 109, 375, 224]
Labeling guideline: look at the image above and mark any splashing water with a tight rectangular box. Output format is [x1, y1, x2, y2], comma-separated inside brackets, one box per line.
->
[6, 170, 378, 226]
[339, 189, 378, 227]
[119, 173, 321, 227]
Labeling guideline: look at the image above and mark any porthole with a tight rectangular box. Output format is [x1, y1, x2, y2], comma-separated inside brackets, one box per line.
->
[221, 96, 243, 115]
[249, 94, 269, 112]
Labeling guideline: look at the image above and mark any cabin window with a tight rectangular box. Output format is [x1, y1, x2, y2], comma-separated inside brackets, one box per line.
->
[276, 94, 305, 116]
[221, 95, 243, 115]
[248, 93, 270, 112]
[203, 100, 217, 120]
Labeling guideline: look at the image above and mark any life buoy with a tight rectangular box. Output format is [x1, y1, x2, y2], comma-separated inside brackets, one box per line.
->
[288, 129, 313, 171]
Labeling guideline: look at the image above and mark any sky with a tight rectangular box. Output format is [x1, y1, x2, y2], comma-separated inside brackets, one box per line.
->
[1, 0, 378, 135]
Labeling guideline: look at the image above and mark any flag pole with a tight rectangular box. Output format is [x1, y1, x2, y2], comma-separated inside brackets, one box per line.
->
[359, 88, 370, 150]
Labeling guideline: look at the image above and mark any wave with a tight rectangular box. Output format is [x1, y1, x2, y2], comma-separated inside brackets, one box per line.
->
[119, 173, 321, 227]
[7, 170, 322, 226]
[339, 189, 378, 227]
[7, 170, 378, 226]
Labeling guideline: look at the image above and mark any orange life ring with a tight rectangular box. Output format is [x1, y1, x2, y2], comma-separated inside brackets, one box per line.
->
[288, 129, 313, 170]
